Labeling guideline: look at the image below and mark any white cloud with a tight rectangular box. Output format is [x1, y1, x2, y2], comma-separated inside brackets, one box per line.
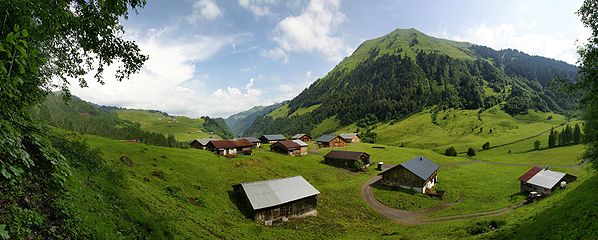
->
[452, 23, 588, 64]
[68, 28, 274, 117]
[187, 0, 222, 23]
[238, 0, 276, 18]
[264, 0, 352, 63]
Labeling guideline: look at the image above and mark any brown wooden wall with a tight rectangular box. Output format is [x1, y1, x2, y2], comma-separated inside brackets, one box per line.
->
[381, 166, 427, 188]
[254, 195, 318, 223]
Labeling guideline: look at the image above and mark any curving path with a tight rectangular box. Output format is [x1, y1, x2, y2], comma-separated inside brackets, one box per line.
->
[361, 159, 588, 224]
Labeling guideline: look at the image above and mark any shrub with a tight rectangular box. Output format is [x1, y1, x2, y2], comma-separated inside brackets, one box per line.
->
[482, 141, 491, 150]
[353, 159, 366, 172]
[151, 170, 166, 180]
[467, 148, 476, 157]
[534, 140, 541, 150]
[444, 146, 457, 156]
[466, 219, 506, 235]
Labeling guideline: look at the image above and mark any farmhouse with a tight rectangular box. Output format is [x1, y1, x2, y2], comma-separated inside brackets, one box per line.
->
[207, 139, 253, 156]
[324, 150, 370, 168]
[339, 133, 361, 143]
[238, 137, 261, 148]
[292, 134, 313, 142]
[234, 176, 320, 224]
[270, 140, 308, 156]
[315, 134, 346, 148]
[379, 156, 439, 194]
[190, 138, 215, 149]
[519, 167, 577, 195]
[259, 134, 287, 144]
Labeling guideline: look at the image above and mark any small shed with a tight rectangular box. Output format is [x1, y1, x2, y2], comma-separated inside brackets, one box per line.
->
[339, 133, 361, 143]
[259, 134, 287, 144]
[270, 140, 308, 156]
[519, 167, 577, 195]
[379, 156, 439, 193]
[323, 150, 370, 168]
[190, 138, 215, 149]
[234, 176, 320, 224]
[207, 139, 253, 156]
[292, 134, 313, 142]
[238, 137, 261, 148]
[315, 134, 346, 148]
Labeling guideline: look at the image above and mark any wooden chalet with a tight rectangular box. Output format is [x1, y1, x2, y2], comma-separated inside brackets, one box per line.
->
[207, 139, 253, 156]
[323, 150, 370, 168]
[270, 140, 308, 156]
[259, 134, 287, 144]
[339, 133, 360, 143]
[379, 156, 439, 194]
[292, 134, 313, 142]
[238, 137, 261, 148]
[190, 138, 215, 149]
[234, 176, 320, 225]
[519, 167, 577, 195]
[315, 134, 346, 148]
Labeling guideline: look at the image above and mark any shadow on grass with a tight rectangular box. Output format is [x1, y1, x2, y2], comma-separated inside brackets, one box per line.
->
[227, 190, 253, 220]
[370, 179, 445, 199]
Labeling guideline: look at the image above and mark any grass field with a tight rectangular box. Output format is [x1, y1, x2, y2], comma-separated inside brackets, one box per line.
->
[374, 106, 568, 153]
[116, 109, 217, 141]
[58, 129, 591, 239]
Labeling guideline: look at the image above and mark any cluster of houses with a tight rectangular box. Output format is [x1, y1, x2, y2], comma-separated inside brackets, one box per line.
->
[191, 132, 577, 225]
[189, 133, 361, 157]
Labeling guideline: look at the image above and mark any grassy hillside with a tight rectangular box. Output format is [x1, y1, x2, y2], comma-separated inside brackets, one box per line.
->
[374, 106, 568, 152]
[115, 109, 234, 141]
[52, 128, 591, 239]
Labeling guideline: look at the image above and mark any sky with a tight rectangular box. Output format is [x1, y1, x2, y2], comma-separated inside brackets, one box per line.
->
[69, 0, 590, 118]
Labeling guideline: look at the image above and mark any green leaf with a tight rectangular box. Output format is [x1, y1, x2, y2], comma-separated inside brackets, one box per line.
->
[9, 166, 24, 176]
[0, 167, 11, 179]
[0, 224, 9, 239]
[22, 29, 28, 37]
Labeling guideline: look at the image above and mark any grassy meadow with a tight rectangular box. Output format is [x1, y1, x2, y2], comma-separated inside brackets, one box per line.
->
[57, 127, 591, 239]
[116, 109, 216, 141]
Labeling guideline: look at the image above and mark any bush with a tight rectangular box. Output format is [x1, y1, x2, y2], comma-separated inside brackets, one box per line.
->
[467, 148, 476, 157]
[482, 141, 491, 150]
[444, 146, 457, 156]
[353, 159, 366, 172]
[466, 219, 506, 235]
[534, 140, 541, 150]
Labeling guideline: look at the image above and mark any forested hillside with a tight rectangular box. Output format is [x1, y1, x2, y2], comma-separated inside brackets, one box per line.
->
[33, 92, 233, 143]
[245, 28, 577, 137]
[225, 102, 285, 136]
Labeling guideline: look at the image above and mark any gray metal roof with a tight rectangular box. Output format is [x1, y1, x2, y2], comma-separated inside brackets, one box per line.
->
[240, 176, 320, 210]
[261, 134, 286, 141]
[292, 140, 308, 147]
[238, 137, 260, 143]
[400, 156, 439, 180]
[194, 138, 216, 145]
[316, 134, 337, 142]
[526, 169, 566, 189]
[339, 133, 359, 140]
[292, 134, 306, 139]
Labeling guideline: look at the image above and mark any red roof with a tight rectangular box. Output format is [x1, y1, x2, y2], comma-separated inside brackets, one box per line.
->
[210, 139, 253, 149]
[275, 140, 302, 149]
[519, 166, 543, 182]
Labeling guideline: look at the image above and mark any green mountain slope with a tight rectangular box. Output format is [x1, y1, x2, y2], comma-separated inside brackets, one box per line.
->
[35, 92, 233, 142]
[225, 102, 285, 136]
[245, 28, 577, 138]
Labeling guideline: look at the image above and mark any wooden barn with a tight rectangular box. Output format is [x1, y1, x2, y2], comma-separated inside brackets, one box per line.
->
[259, 134, 287, 144]
[238, 137, 261, 148]
[519, 167, 577, 195]
[292, 134, 313, 142]
[234, 176, 320, 225]
[323, 150, 370, 168]
[379, 156, 439, 193]
[339, 133, 361, 143]
[315, 134, 346, 148]
[190, 138, 215, 149]
[270, 140, 308, 156]
[207, 139, 253, 156]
